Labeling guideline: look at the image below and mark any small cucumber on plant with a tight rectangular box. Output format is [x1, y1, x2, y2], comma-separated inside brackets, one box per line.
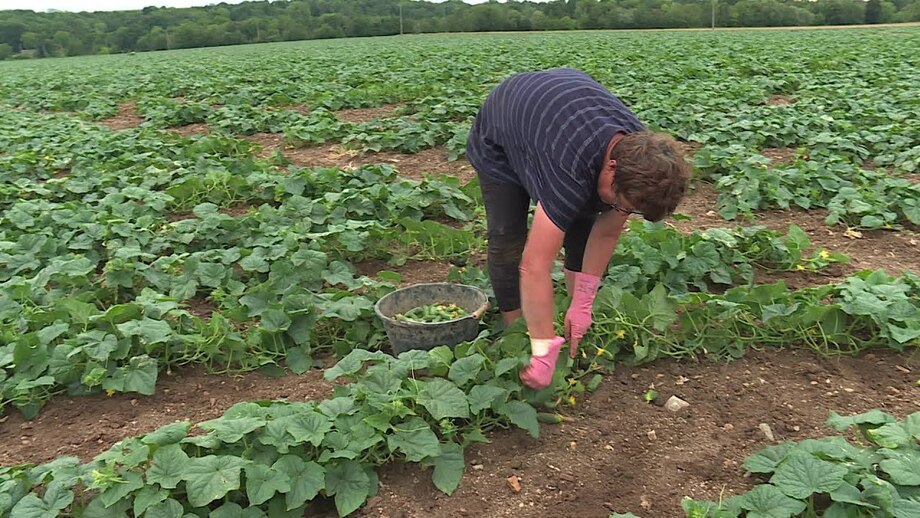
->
[537, 412, 574, 424]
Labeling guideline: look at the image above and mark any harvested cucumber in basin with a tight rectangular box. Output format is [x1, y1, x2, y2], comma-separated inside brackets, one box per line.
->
[395, 303, 468, 323]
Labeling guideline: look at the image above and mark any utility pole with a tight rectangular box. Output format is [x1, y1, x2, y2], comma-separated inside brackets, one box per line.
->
[711, 0, 716, 30]
[399, 2, 404, 35]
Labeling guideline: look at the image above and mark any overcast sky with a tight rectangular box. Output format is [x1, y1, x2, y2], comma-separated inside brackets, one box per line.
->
[2, 0, 530, 12]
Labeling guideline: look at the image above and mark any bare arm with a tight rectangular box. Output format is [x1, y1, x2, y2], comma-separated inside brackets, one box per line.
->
[580, 209, 629, 277]
[519, 203, 565, 340]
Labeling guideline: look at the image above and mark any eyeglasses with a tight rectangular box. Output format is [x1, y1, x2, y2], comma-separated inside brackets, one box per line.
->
[608, 200, 645, 217]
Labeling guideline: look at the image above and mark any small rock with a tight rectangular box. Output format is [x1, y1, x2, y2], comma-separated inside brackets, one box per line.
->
[793, 425, 801, 432]
[507, 475, 522, 493]
[559, 473, 576, 483]
[664, 395, 690, 412]
[887, 386, 901, 396]
[604, 444, 615, 451]
[471, 464, 484, 471]
[759, 423, 776, 442]
[895, 365, 911, 374]
[647, 430, 658, 441]
[604, 502, 617, 512]
[722, 423, 735, 432]
[458, 508, 468, 516]
[843, 388, 854, 393]
[511, 460, 523, 470]
[569, 441, 577, 449]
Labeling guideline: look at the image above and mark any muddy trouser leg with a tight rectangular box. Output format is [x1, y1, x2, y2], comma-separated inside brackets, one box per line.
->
[480, 178, 531, 313]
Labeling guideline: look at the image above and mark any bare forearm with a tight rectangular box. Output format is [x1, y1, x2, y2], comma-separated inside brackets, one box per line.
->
[519, 265, 556, 339]
[578, 211, 627, 277]
[580, 232, 622, 277]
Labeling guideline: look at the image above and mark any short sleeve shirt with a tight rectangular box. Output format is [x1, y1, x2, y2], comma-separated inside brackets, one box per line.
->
[466, 68, 645, 231]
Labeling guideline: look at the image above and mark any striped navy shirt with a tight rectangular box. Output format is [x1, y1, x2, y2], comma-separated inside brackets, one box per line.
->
[467, 68, 645, 232]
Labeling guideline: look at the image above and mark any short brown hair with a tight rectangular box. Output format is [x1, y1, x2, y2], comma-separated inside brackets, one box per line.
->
[610, 131, 692, 222]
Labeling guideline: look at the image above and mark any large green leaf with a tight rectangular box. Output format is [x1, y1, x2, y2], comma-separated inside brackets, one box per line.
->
[197, 417, 266, 443]
[142, 421, 191, 446]
[417, 379, 469, 420]
[271, 455, 325, 510]
[10, 482, 73, 518]
[284, 412, 333, 447]
[123, 354, 158, 395]
[826, 409, 896, 432]
[98, 471, 144, 508]
[739, 484, 806, 518]
[132, 486, 169, 517]
[496, 400, 539, 438]
[468, 385, 508, 414]
[146, 444, 190, 489]
[81, 496, 131, 518]
[829, 481, 878, 509]
[770, 452, 848, 499]
[260, 308, 291, 332]
[180, 455, 249, 507]
[244, 463, 291, 506]
[905, 412, 920, 440]
[893, 498, 920, 518]
[867, 423, 912, 449]
[744, 443, 795, 474]
[387, 417, 441, 462]
[431, 442, 465, 496]
[324, 349, 390, 380]
[880, 451, 920, 485]
[324, 460, 372, 517]
[143, 498, 184, 518]
[116, 317, 173, 344]
[447, 354, 485, 386]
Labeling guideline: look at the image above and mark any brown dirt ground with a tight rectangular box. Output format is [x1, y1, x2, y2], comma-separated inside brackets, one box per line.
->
[760, 147, 797, 166]
[765, 95, 795, 106]
[355, 260, 457, 287]
[0, 367, 337, 466]
[334, 104, 404, 124]
[2, 349, 918, 518]
[363, 348, 920, 518]
[244, 135, 476, 183]
[98, 101, 145, 131]
[170, 122, 211, 137]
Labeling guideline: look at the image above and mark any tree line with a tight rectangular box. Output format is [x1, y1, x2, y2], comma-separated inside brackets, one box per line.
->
[0, 0, 918, 60]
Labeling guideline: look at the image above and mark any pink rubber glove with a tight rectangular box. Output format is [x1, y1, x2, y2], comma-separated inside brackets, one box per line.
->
[564, 272, 602, 358]
[519, 336, 565, 389]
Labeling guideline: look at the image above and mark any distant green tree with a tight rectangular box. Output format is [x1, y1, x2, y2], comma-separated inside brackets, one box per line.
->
[866, 0, 883, 22]
[0, 0, 918, 59]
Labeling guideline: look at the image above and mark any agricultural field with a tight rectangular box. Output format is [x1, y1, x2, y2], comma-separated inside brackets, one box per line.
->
[1, 26, 919, 517]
